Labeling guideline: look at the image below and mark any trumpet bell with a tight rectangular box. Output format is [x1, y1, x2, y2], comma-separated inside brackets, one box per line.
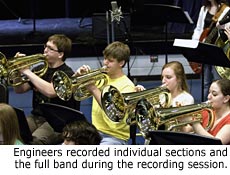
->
[215, 66, 230, 79]
[0, 52, 7, 78]
[134, 101, 215, 140]
[52, 70, 73, 101]
[214, 37, 230, 80]
[101, 85, 171, 122]
[101, 85, 126, 122]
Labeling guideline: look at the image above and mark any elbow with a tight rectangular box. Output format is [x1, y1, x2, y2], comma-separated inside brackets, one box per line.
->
[14, 90, 24, 94]
[44, 88, 58, 98]
[45, 91, 57, 98]
[13, 83, 30, 94]
[14, 88, 26, 94]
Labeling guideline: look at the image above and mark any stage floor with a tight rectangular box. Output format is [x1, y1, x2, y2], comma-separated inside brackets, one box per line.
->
[0, 18, 92, 45]
[0, 17, 192, 44]
[0, 17, 192, 58]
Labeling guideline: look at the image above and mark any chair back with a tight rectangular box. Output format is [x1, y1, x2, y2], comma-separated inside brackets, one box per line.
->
[0, 83, 8, 103]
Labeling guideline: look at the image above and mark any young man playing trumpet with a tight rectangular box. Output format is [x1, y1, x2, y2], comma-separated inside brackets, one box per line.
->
[13, 34, 80, 145]
[76, 41, 135, 145]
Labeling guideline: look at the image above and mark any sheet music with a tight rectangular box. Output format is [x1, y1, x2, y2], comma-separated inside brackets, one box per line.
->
[173, 39, 199, 48]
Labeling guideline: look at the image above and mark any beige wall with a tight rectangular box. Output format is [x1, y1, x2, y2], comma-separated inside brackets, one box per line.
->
[66, 54, 194, 77]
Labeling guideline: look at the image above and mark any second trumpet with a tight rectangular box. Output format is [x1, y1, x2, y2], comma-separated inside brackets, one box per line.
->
[52, 66, 108, 101]
[101, 85, 171, 122]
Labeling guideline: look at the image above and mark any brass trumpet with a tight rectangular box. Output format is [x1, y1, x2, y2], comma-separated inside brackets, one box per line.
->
[52, 66, 108, 101]
[133, 101, 215, 141]
[215, 66, 230, 79]
[0, 52, 48, 86]
[214, 35, 230, 80]
[101, 85, 171, 122]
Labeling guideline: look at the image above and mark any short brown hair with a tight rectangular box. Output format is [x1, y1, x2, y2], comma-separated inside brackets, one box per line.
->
[48, 34, 72, 61]
[62, 120, 102, 145]
[215, 78, 230, 96]
[103, 41, 130, 67]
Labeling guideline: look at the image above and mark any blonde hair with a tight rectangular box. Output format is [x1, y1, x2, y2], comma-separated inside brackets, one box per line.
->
[161, 61, 189, 92]
[0, 103, 23, 145]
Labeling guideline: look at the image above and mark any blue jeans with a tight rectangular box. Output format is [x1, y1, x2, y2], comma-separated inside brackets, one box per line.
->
[99, 132, 127, 145]
[203, 64, 221, 101]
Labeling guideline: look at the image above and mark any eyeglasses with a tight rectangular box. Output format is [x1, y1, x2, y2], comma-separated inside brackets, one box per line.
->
[44, 44, 59, 52]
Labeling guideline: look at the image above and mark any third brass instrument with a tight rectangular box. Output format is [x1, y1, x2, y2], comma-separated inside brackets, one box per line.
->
[52, 66, 108, 101]
[101, 85, 171, 122]
[214, 35, 230, 79]
[215, 66, 230, 79]
[133, 101, 215, 141]
[0, 52, 48, 86]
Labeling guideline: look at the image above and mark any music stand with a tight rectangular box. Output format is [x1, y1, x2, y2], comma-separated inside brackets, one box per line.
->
[132, 4, 193, 63]
[0, 82, 8, 103]
[148, 130, 222, 145]
[14, 107, 33, 144]
[39, 103, 87, 133]
[173, 39, 230, 101]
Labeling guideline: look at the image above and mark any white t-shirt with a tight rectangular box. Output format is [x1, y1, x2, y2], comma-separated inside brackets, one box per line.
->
[171, 91, 194, 107]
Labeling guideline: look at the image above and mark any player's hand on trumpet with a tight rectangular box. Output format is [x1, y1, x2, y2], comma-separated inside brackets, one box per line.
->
[73, 65, 91, 77]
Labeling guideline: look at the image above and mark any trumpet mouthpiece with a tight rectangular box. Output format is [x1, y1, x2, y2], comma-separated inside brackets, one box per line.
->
[202, 100, 210, 104]
[101, 66, 108, 72]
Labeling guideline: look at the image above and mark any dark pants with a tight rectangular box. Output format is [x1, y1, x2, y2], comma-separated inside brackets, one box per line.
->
[27, 114, 63, 145]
